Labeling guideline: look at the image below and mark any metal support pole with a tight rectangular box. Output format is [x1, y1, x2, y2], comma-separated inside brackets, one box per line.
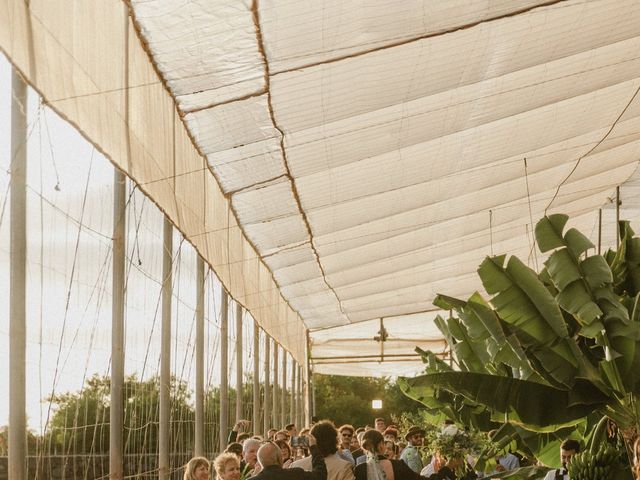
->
[194, 257, 205, 456]
[220, 289, 229, 452]
[263, 335, 271, 435]
[110, 170, 126, 480]
[159, 218, 172, 480]
[235, 303, 243, 423]
[272, 339, 279, 428]
[9, 69, 27, 480]
[598, 209, 602, 256]
[281, 348, 287, 426]
[297, 364, 303, 428]
[304, 331, 312, 426]
[289, 358, 296, 426]
[253, 321, 260, 435]
[616, 186, 621, 247]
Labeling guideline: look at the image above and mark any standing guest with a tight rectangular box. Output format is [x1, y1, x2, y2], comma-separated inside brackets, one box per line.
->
[290, 421, 354, 480]
[252, 434, 327, 480]
[383, 441, 398, 460]
[214, 453, 242, 480]
[355, 430, 436, 480]
[354, 431, 367, 465]
[487, 430, 520, 473]
[237, 433, 251, 443]
[277, 439, 294, 468]
[275, 430, 291, 442]
[543, 440, 580, 480]
[184, 457, 210, 480]
[441, 420, 459, 437]
[228, 420, 252, 445]
[225, 442, 244, 459]
[374, 418, 386, 434]
[400, 426, 425, 473]
[286, 423, 299, 437]
[350, 434, 362, 456]
[383, 427, 399, 443]
[266, 428, 278, 441]
[337, 425, 356, 464]
[241, 438, 261, 478]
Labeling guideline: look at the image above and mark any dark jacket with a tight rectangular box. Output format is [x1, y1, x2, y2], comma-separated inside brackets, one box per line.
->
[355, 458, 456, 480]
[251, 445, 327, 480]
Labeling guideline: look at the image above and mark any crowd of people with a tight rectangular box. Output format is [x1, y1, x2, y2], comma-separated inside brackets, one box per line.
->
[182, 417, 583, 480]
[184, 418, 564, 480]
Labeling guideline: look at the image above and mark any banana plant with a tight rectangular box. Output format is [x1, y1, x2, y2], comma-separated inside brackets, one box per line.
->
[400, 214, 640, 466]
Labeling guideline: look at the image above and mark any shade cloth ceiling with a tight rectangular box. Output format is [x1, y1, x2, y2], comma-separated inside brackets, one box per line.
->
[2, 0, 640, 376]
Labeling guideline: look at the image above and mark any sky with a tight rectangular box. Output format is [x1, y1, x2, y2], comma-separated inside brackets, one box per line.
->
[0, 53, 260, 433]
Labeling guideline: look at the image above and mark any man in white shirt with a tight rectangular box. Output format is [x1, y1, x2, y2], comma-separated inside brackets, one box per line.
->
[543, 439, 581, 480]
[290, 420, 354, 480]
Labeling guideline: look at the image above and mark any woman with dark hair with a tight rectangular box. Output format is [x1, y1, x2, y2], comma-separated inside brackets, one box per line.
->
[355, 430, 457, 480]
[276, 439, 293, 468]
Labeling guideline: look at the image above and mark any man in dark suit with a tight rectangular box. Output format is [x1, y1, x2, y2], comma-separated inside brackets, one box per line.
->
[251, 434, 327, 480]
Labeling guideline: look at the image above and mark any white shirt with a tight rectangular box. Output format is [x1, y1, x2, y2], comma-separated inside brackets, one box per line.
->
[543, 468, 569, 480]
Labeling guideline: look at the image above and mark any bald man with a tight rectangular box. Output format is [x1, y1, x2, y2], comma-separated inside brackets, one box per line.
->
[252, 434, 327, 480]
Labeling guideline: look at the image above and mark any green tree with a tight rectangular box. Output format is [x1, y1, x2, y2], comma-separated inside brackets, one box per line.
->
[44, 374, 196, 455]
[313, 374, 422, 428]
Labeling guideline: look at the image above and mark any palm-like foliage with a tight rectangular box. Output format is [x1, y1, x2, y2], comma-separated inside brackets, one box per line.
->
[399, 215, 640, 466]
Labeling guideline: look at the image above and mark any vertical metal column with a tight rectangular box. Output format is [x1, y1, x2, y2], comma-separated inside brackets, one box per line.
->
[281, 347, 287, 426]
[616, 186, 621, 247]
[272, 339, 279, 428]
[219, 289, 229, 452]
[289, 355, 297, 425]
[297, 364, 303, 428]
[263, 335, 271, 435]
[194, 257, 205, 456]
[110, 171, 126, 480]
[253, 321, 260, 434]
[235, 303, 243, 423]
[9, 69, 27, 480]
[159, 218, 173, 480]
[304, 331, 312, 426]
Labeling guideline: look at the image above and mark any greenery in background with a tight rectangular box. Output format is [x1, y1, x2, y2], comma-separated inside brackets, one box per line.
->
[313, 374, 423, 428]
[400, 214, 640, 478]
[2, 373, 260, 455]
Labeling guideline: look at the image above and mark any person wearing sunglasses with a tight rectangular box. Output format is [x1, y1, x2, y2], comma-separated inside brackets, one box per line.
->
[337, 425, 356, 465]
[400, 426, 425, 473]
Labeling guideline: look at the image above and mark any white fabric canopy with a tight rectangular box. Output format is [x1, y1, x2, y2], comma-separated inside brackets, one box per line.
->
[3, 0, 640, 375]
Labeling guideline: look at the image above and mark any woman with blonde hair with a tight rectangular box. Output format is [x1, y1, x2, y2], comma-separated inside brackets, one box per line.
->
[213, 452, 241, 480]
[184, 456, 210, 480]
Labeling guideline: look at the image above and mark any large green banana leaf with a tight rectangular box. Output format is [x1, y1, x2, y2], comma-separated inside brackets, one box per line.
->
[400, 372, 608, 432]
[488, 466, 552, 480]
